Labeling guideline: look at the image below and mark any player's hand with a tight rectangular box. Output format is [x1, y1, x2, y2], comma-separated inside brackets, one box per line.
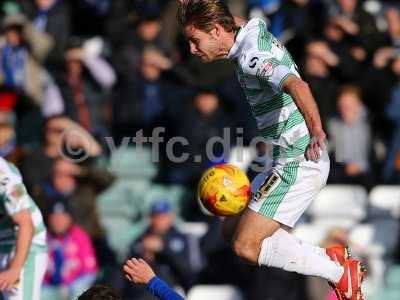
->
[305, 129, 326, 162]
[0, 268, 20, 291]
[123, 258, 156, 285]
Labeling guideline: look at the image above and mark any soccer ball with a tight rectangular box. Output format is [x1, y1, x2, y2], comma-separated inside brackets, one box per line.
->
[197, 164, 251, 216]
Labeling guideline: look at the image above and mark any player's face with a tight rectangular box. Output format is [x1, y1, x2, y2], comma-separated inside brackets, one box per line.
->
[184, 25, 221, 62]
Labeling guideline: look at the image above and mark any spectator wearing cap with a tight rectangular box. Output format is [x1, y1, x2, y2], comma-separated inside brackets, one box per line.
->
[43, 199, 98, 300]
[124, 201, 196, 300]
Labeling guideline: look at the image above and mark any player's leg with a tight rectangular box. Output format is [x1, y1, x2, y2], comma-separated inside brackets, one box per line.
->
[232, 208, 280, 264]
[221, 170, 273, 245]
[6, 251, 48, 300]
[232, 159, 345, 283]
[232, 209, 345, 285]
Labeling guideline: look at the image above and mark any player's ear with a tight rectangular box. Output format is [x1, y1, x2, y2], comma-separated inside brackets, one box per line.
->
[212, 24, 222, 37]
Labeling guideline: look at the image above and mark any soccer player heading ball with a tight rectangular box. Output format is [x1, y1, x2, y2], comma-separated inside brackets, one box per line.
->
[178, 1, 366, 299]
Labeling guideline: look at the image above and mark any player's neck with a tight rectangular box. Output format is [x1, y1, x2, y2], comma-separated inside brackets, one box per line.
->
[220, 31, 236, 59]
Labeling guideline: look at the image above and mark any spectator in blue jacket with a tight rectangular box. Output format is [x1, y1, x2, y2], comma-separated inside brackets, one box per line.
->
[124, 257, 184, 300]
[123, 201, 196, 300]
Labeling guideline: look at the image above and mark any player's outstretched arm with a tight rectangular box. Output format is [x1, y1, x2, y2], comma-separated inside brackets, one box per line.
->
[124, 258, 184, 300]
[282, 76, 326, 162]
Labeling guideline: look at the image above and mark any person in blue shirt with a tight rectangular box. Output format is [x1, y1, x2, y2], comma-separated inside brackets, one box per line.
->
[124, 257, 184, 300]
[123, 200, 196, 300]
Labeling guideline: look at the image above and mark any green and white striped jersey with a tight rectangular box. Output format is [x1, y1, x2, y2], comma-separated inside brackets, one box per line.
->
[228, 18, 310, 162]
[0, 157, 46, 253]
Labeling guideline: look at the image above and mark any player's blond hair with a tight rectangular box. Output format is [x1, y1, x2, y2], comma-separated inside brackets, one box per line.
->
[178, 0, 236, 33]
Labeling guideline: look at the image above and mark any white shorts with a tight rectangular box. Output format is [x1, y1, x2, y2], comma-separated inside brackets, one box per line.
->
[0, 249, 48, 300]
[248, 150, 330, 228]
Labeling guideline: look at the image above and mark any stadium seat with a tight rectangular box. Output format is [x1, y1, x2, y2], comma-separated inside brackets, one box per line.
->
[371, 265, 400, 300]
[100, 217, 147, 261]
[187, 285, 243, 300]
[350, 220, 399, 256]
[177, 222, 209, 238]
[98, 180, 189, 260]
[369, 185, 400, 218]
[293, 223, 327, 246]
[307, 185, 368, 229]
[386, 265, 400, 288]
[98, 180, 149, 218]
[349, 224, 384, 257]
[361, 258, 384, 298]
[168, 184, 188, 212]
[176, 222, 208, 272]
[108, 146, 157, 179]
[142, 184, 186, 217]
[371, 289, 400, 300]
[349, 222, 400, 295]
[97, 180, 150, 260]
[41, 287, 63, 300]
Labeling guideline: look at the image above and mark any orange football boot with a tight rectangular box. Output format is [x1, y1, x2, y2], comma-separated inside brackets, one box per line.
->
[334, 259, 367, 300]
[326, 245, 352, 265]
[325, 246, 352, 300]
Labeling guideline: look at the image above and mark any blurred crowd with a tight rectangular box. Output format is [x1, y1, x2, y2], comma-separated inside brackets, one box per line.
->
[0, 0, 400, 299]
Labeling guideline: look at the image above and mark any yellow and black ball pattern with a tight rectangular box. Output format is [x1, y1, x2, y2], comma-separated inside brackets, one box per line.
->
[197, 164, 250, 216]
